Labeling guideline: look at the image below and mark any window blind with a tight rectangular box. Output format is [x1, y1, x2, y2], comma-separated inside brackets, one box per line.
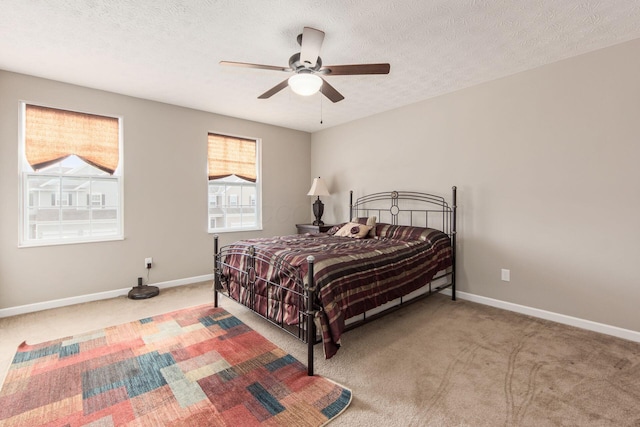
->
[25, 105, 120, 174]
[207, 133, 256, 182]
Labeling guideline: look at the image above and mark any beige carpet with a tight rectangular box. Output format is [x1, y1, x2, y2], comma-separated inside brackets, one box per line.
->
[1, 282, 639, 426]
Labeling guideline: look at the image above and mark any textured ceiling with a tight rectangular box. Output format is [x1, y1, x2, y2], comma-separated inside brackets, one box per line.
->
[1, 1, 639, 133]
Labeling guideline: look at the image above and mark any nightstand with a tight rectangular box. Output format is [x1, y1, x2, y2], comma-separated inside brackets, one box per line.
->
[296, 223, 334, 234]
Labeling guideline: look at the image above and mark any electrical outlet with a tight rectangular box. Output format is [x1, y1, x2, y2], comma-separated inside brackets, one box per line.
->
[145, 257, 153, 269]
[501, 269, 510, 282]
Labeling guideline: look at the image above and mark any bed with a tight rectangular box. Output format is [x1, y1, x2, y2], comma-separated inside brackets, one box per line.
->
[213, 187, 457, 375]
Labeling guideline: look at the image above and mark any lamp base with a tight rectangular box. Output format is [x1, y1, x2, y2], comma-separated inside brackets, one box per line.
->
[312, 197, 325, 226]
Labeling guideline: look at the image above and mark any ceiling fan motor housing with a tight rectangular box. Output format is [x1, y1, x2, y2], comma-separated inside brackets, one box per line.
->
[289, 53, 323, 74]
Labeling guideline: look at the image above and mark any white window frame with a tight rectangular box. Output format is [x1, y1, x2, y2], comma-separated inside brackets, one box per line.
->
[207, 134, 262, 233]
[18, 102, 124, 247]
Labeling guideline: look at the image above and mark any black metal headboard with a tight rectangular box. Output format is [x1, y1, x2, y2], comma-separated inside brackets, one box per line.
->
[350, 186, 458, 303]
[349, 187, 457, 238]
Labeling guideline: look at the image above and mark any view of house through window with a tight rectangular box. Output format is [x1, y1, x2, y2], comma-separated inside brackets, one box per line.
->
[20, 104, 122, 246]
[207, 133, 261, 232]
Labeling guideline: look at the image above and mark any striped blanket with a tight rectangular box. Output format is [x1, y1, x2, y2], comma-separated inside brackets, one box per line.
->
[220, 228, 453, 358]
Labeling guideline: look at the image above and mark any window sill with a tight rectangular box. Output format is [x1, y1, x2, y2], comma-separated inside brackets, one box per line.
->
[208, 226, 263, 234]
[18, 235, 124, 248]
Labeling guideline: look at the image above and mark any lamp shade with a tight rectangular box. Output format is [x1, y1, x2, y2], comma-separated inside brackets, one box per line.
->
[307, 177, 330, 196]
[288, 73, 323, 96]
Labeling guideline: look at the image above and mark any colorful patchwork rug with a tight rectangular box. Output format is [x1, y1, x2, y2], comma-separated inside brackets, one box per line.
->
[0, 305, 351, 426]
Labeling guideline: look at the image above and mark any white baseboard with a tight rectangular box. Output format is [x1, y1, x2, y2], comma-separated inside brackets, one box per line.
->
[3, 278, 638, 344]
[0, 274, 214, 318]
[441, 289, 640, 343]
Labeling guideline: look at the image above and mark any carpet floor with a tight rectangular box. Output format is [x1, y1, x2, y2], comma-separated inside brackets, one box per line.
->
[1, 282, 639, 426]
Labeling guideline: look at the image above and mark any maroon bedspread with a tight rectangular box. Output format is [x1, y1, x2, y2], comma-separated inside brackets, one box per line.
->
[220, 230, 452, 358]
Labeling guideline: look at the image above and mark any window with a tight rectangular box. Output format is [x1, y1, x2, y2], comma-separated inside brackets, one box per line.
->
[52, 192, 72, 207]
[19, 103, 123, 246]
[207, 133, 261, 232]
[90, 193, 105, 208]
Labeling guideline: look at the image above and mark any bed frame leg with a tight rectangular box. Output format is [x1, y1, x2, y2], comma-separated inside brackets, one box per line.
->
[213, 234, 219, 308]
[306, 255, 316, 376]
[451, 186, 457, 301]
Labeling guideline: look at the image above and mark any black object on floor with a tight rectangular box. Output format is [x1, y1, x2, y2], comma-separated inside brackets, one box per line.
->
[128, 277, 159, 299]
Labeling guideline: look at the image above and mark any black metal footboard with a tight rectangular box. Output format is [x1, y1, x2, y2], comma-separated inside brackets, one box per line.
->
[213, 236, 319, 376]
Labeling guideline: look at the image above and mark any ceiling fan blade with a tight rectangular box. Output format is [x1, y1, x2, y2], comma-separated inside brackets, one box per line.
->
[258, 79, 290, 99]
[220, 61, 291, 72]
[321, 63, 390, 75]
[299, 27, 325, 68]
[319, 78, 344, 103]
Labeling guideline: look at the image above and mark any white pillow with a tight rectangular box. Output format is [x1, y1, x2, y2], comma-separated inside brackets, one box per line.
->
[334, 222, 373, 238]
[351, 216, 377, 237]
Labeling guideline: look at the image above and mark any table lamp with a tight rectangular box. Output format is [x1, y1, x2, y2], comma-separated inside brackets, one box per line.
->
[307, 177, 330, 225]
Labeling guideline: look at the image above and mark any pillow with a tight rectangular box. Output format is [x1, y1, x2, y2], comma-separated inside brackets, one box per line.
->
[374, 223, 391, 238]
[351, 216, 377, 237]
[334, 222, 373, 238]
[326, 223, 346, 235]
[376, 224, 442, 243]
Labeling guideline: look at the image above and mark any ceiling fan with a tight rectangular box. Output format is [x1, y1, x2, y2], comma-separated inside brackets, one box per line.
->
[220, 27, 390, 103]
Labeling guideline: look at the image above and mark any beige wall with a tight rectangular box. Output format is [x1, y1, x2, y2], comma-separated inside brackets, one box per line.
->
[0, 71, 311, 308]
[311, 39, 640, 333]
[2, 37, 639, 334]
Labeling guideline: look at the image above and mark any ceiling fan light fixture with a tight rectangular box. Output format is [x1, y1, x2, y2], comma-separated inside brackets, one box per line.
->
[288, 73, 322, 96]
